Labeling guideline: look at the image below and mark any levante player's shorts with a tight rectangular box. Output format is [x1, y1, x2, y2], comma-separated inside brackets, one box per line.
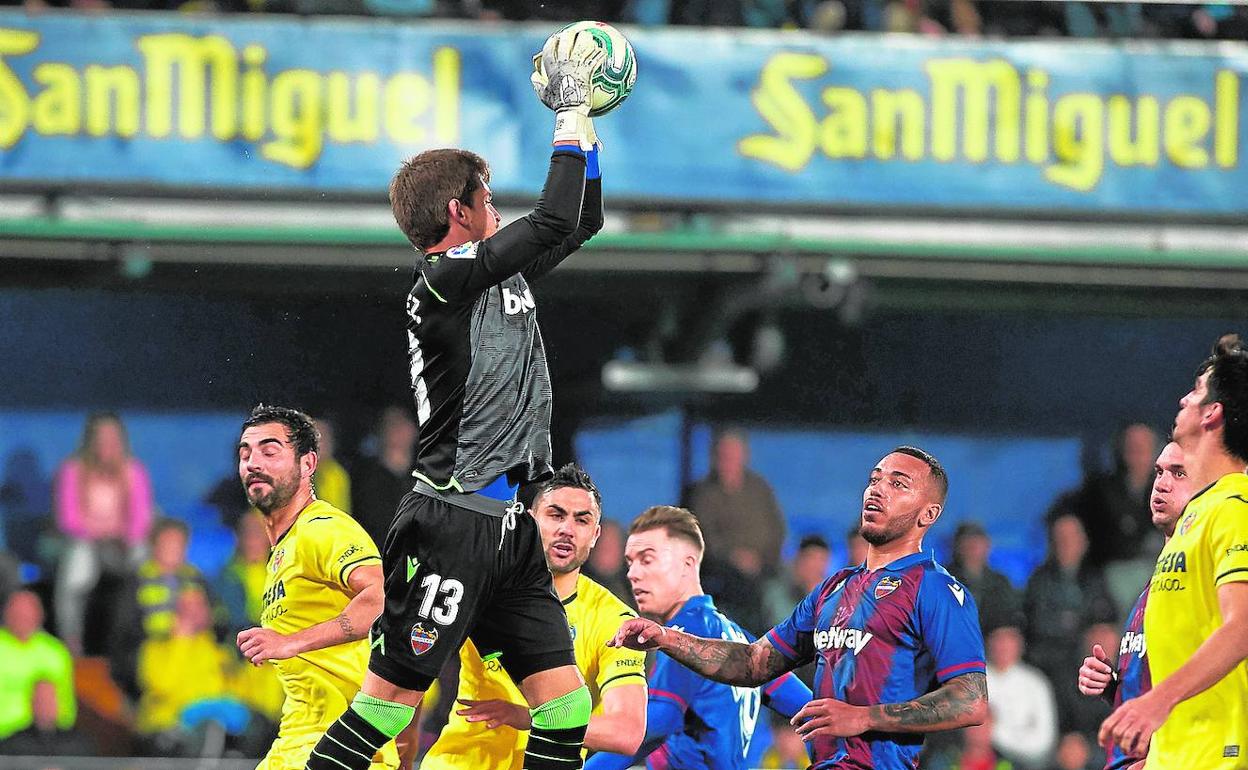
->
[367, 485, 576, 692]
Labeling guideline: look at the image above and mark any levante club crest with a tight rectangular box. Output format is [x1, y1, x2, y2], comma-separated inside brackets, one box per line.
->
[410, 623, 439, 656]
[875, 576, 902, 599]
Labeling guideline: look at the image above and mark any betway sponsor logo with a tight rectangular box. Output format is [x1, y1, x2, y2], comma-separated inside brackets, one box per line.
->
[813, 626, 873, 654]
[1120, 631, 1146, 660]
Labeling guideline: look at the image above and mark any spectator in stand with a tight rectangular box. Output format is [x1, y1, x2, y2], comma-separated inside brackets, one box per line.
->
[0, 680, 93, 757]
[949, 521, 1022, 634]
[1064, 424, 1159, 568]
[218, 511, 270, 637]
[311, 417, 352, 513]
[760, 710, 811, 768]
[111, 518, 208, 699]
[53, 411, 154, 656]
[0, 447, 53, 567]
[0, 551, 19, 608]
[350, 405, 417, 547]
[763, 534, 831, 626]
[683, 428, 786, 577]
[0, 591, 76, 741]
[922, 714, 1009, 770]
[581, 517, 632, 606]
[135, 585, 235, 755]
[845, 523, 869, 566]
[1023, 514, 1117, 734]
[1047, 732, 1093, 770]
[984, 625, 1057, 768]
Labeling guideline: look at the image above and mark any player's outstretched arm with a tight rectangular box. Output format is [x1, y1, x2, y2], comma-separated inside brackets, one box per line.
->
[609, 617, 792, 687]
[1100, 581, 1248, 756]
[237, 564, 383, 665]
[520, 158, 604, 284]
[790, 672, 988, 741]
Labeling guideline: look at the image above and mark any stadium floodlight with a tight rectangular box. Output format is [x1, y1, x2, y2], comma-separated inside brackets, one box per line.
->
[601, 360, 760, 394]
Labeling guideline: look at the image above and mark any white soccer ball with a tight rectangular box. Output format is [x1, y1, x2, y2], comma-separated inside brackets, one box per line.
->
[541, 20, 637, 117]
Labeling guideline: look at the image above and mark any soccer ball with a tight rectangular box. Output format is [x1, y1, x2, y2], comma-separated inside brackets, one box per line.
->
[542, 21, 637, 117]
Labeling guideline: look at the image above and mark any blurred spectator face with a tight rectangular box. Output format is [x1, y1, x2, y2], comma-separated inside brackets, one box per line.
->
[1121, 424, 1157, 481]
[83, 413, 128, 471]
[314, 418, 337, 459]
[987, 625, 1024, 670]
[381, 407, 417, 455]
[589, 520, 625, 573]
[860, 453, 941, 547]
[1151, 441, 1193, 536]
[714, 432, 748, 488]
[770, 718, 808, 765]
[239, 421, 308, 515]
[30, 680, 58, 731]
[1055, 731, 1092, 770]
[793, 543, 830, 592]
[955, 531, 990, 571]
[1051, 514, 1088, 569]
[175, 587, 213, 634]
[532, 486, 600, 576]
[3, 590, 44, 640]
[1084, 622, 1119, 662]
[237, 511, 270, 563]
[846, 528, 868, 565]
[626, 527, 699, 621]
[152, 524, 188, 572]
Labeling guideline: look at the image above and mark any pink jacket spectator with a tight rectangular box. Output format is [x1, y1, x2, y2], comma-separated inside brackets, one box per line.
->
[55, 458, 154, 547]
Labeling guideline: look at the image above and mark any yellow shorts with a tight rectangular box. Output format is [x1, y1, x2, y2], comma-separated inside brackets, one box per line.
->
[256, 735, 398, 770]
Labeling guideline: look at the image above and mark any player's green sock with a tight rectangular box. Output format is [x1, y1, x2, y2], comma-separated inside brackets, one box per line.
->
[523, 685, 591, 769]
[304, 692, 414, 770]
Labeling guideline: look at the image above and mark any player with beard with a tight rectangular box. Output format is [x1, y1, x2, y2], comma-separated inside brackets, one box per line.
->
[233, 405, 397, 770]
[610, 446, 988, 770]
[1078, 441, 1194, 770]
[422, 464, 646, 769]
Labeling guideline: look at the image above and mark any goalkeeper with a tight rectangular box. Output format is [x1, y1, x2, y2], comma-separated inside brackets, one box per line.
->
[303, 30, 608, 770]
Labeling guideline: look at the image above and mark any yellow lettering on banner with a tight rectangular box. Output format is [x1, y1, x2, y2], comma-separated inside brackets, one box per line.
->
[137, 33, 237, 140]
[1215, 69, 1238, 168]
[85, 65, 139, 137]
[1107, 95, 1159, 166]
[1165, 95, 1210, 168]
[1024, 69, 1049, 163]
[241, 44, 267, 142]
[1047, 93, 1103, 192]
[434, 46, 459, 143]
[0, 29, 38, 149]
[385, 72, 430, 144]
[32, 62, 79, 136]
[871, 88, 924, 160]
[737, 52, 827, 171]
[821, 87, 866, 159]
[328, 72, 379, 143]
[264, 68, 322, 169]
[927, 58, 1020, 163]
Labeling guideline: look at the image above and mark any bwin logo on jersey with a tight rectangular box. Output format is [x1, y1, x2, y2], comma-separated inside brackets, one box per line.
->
[503, 287, 535, 315]
[813, 626, 873, 654]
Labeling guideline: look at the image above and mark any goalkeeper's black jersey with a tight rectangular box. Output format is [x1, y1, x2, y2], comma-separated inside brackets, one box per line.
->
[405, 150, 601, 494]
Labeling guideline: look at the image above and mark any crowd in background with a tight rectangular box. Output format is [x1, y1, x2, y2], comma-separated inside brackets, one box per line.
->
[0, 409, 1170, 768]
[1, 0, 1245, 44]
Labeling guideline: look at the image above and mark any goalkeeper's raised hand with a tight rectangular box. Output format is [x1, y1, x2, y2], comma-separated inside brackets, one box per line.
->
[531, 30, 605, 149]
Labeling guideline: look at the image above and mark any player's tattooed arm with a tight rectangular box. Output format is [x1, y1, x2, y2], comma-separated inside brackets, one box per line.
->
[662, 630, 792, 687]
[868, 672, 989, 732]
[336, 613, 355, 639]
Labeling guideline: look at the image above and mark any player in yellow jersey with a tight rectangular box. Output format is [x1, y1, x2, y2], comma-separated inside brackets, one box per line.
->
[1101, 334, 1248, 770]
[421, 464, 646, 770]
[233, 405, 399, 770]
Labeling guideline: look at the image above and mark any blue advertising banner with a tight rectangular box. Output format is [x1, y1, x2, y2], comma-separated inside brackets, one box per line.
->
[0, 13, 1244, 214]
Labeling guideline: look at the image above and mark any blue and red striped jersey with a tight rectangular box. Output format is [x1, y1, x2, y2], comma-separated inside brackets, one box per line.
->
[766, 551, 986, 770]
[1106, 587, 1150, 770]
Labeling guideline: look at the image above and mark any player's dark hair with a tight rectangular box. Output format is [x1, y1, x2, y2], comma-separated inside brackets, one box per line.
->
[1196, 333, 1248, 462]
[798, 534, 829, 552]
[891, 445, 949, 503]
[390, 149, 491, 251]
[534, 463, 603, 515]
[629, 506, 705, 556]
[241, 404, 320, 457]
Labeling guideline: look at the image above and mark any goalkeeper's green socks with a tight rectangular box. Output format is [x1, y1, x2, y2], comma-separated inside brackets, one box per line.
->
[304, 692, 413, 770]
[522, 685, 592, 770]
